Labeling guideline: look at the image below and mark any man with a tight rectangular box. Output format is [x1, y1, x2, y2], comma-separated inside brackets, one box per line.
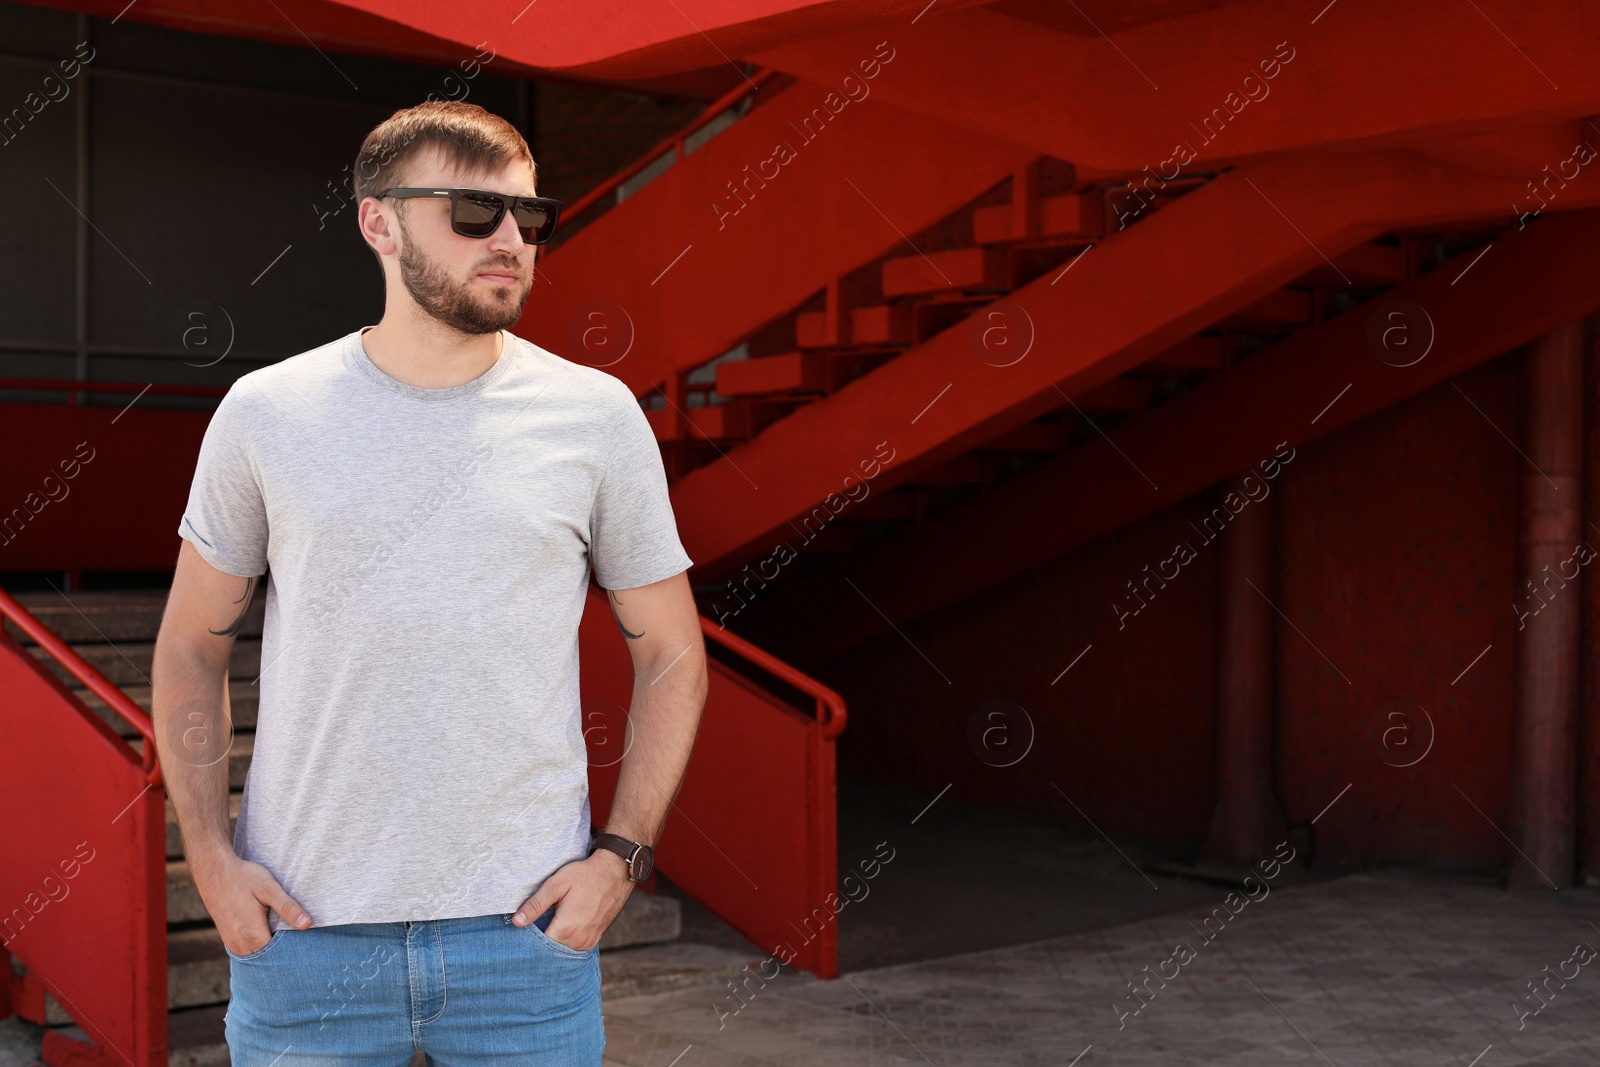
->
[151, 99, 707, 1065]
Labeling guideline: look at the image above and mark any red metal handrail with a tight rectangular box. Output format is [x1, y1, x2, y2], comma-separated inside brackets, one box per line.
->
[559, 67, 783, 230]
[0, 587, 163, 788]
[700, 615, 847, 739]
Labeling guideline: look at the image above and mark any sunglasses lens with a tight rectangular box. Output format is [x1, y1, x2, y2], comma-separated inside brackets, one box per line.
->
[513, 201, 558, 244]
[454, 193, 504, 237]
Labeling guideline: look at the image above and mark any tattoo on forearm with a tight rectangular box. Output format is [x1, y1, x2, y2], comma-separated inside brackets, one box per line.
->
[209, 577, 256, 637]
[607, 589, 644, 640]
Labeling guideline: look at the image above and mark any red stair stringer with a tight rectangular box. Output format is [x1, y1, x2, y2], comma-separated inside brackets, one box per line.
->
[527, 76, 1038, 391]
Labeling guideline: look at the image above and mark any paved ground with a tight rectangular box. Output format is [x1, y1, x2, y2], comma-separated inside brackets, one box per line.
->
[601, 867, 1600, 1066]
[657, 775, 1248, 974]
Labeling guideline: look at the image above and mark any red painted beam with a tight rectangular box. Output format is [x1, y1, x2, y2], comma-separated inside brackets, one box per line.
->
[670, 149, 1518, 584]
[1509, 321, 1583, 888]
[738, 207, 1600, 663]
[751, 0, 1600, 171]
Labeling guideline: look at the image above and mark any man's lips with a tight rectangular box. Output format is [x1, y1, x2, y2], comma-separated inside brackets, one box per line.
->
[477, 271, 518, 282]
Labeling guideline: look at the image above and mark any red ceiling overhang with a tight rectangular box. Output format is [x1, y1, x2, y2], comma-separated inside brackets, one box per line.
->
[22, 0, 988, 95]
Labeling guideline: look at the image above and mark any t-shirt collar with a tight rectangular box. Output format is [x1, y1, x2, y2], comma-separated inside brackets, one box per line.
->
[346, 326, 516, 401]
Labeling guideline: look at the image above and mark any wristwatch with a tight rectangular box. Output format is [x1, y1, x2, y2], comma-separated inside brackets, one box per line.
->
[590, 832, 654, 881]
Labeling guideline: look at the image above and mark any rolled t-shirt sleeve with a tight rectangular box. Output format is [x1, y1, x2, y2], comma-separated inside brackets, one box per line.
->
[588, 394, 693, 590]
[177, 383, 269, 577]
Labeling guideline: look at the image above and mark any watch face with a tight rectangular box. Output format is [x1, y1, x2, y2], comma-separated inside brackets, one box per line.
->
[630, 847, 654, 881]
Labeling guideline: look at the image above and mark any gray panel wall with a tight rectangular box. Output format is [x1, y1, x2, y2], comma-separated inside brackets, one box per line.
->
[0, 2, 527, 408]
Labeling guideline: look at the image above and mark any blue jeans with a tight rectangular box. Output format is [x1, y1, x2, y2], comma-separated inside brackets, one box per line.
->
[223, 907, 604, 1065]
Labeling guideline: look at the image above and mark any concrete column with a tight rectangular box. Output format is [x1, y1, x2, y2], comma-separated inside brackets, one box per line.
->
[1200, 475, 1286, 867]
[1509, 321, 1583, 889]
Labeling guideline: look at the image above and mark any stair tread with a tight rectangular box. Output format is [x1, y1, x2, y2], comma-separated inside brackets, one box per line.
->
[72, 680, 261, 741]
[137, 731, 254, 797]
[167, 925, 232, 967]
[165, 1002, 230, 1064]
[165, 789, 243, 861]
[882, 245, 1006, 298]
[596, 940, 766, 999]
[4, 590, 264, 644]
[132, 731, 252, 758]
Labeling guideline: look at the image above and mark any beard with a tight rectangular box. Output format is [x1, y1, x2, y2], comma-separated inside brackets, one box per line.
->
[396, 213, 531, 334]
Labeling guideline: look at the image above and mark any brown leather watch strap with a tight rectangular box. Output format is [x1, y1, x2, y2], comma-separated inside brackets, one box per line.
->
[590, 832, 653, 881]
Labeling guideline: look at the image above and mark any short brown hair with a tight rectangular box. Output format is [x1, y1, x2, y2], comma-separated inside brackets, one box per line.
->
[353, 100, 536, 207]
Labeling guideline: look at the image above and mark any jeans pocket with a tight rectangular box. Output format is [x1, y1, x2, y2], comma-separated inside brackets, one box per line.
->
[225, 928, 287, 962]
[521, 910, 592, 959]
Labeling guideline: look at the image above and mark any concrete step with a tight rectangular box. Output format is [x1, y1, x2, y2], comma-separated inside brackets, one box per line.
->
[27, 639, 260, 688]
[3, 589, 264, 643]
[599, 889, 680, 951]
[165, 790, 241, 860]
[74, 680, 261, 738]
[166, 928, 233, 1012]
[11, 591, 182, 644]
[168, 1003, 230, 1067]
[595, 940, 763, 999]
[130, 732, 253, 791]
[166, 862, 211, 925]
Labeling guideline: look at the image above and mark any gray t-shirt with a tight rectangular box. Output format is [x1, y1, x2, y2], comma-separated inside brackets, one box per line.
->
[176, 326, 692, 932]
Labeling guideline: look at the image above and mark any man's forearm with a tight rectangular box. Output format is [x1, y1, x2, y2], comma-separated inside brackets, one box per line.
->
[151, 646, 238, 877]
[603, 646, 707, 846]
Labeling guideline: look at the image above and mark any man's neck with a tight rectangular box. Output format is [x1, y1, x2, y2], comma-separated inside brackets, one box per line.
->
[361, 312, 504, 390]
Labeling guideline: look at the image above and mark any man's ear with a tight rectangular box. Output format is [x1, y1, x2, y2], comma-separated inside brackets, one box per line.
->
[360, 197, 400, 257]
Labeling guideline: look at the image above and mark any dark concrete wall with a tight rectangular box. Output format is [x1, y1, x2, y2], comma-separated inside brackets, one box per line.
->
[826, 352, 1521, 868]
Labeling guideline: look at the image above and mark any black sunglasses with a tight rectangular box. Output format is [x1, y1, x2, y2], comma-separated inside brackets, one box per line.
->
[380, 187, 563, 244]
